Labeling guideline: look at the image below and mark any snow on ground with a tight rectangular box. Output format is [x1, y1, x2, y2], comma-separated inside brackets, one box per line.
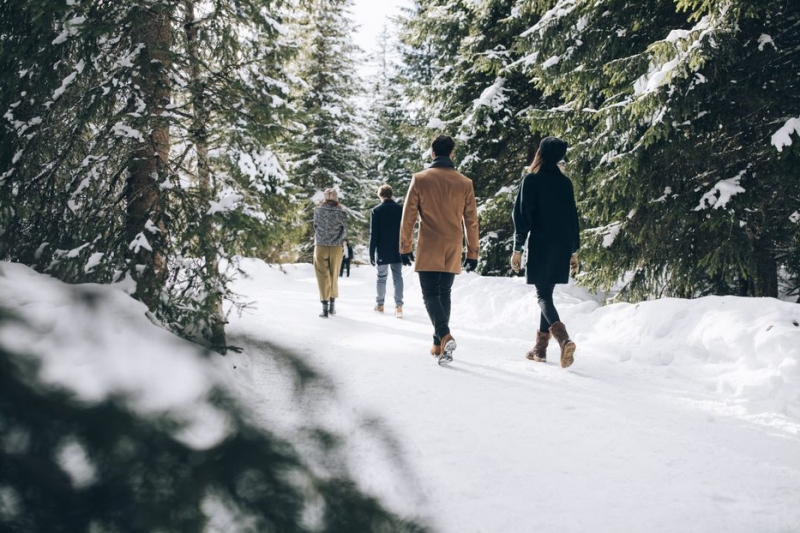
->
[2, 259, 799, 532]
[226, 259, 800, 533]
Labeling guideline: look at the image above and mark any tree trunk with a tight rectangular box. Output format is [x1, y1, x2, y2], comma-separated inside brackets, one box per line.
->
[126, 4, 172, 313]
[185, 0, 226, 350]
[753, 244, 779, 298]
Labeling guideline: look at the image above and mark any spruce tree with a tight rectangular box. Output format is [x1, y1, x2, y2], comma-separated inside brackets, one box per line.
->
[0, 0, 298, 347]
[364, 26, 422, 201]
[283, 0, 369, 256]
[397, 0, 545, 274]
[516, 0, 800, 299]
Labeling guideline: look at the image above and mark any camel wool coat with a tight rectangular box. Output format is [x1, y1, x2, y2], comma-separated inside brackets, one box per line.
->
[400, 157, 480, 274]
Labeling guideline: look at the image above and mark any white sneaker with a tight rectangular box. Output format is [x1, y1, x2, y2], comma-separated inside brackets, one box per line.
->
[395, 306, 403, 318]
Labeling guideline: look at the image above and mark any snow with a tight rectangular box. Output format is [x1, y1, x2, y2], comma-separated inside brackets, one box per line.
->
[224, 260, 800, 532]
[56, 440, 97, 489]
[694, 173, 746, 211]
[111, 123, 144, 142]
[207, 194, 244, 215]
[426, 117, 446, 129]
[0, 263, 232, 450]
[634, 17, 712, 96]
[541, 55, 561, 68]
[128, 232, 152, 253]
[84, 252, 104, 273]
[758, 34, 776, 51]
[3, 260, 799, 531]
[771, 117, 800, 152]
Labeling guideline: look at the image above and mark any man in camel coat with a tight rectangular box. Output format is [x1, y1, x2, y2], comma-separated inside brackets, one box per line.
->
[400, 134, 480, 365]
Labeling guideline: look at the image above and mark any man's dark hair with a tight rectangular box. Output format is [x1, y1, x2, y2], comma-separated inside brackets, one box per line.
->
[431, 135, 455, 157]
[378, 184, 393, 199]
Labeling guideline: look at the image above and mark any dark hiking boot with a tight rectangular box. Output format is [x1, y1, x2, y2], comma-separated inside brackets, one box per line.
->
[438, 333, 456, 365]
[549, 321, 576, 368]
[319, 301, 329, 319]
[526, 331, 551, 362]
[329, 298, 336, 316]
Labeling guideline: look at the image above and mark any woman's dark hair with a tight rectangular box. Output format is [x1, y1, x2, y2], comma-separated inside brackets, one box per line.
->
[432, 135, 455, 157]
[529, 136, 568, 173]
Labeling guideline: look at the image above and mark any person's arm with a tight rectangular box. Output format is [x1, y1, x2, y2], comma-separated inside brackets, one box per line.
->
[569, 180, 580, 253]
[463, 181, 480, 260]
[512, 176, 531, 251]
[400, 177, 419, 255]
[369, 209, 379, 263]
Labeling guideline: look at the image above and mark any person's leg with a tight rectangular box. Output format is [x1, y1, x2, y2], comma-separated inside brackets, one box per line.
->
[439, 272, 455, 332]
[314, 246, 331, 301]
[339, 259, 344, 277]
[376, 264, 388, 306]
[346, 259, 350, 277]
[390, 262, 404, 307]
[419, 272, 450, 341]
[329, 245, 343, 299]
[535, 283, 560, 332]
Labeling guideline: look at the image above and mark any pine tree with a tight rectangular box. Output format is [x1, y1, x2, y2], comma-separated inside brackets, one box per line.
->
[364, 26, 422, 201]
[283, 0, 370, 256]
[517, 0, 800, 299]
[397, 0, 545, 275]
[0, 0, 298, 347]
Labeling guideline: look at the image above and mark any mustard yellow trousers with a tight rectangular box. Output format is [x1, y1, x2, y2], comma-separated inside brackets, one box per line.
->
[314, 245, 344, 301]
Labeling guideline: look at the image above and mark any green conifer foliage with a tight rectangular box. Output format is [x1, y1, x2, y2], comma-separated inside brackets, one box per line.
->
[284, 0, 370, 255]
[0, 0, 299, 346]
[517, 0, 800, 299]
[364, 27, 423, 202]
[398, 0, 545, 275]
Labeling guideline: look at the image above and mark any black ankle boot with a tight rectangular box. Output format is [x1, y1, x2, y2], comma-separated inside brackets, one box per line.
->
[319, 301, 329, 318]
[329, 298, 336, 316]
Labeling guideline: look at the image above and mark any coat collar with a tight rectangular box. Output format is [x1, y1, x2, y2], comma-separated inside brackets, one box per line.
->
[429, 156, 455, 169]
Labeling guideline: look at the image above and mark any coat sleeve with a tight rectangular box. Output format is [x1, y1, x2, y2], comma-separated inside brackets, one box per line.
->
[369, 209, 378, 260]
[463, 181, 480, 260]
[569, 180, 580, 253]
[512, 176, 531, 249]
[335, 209, 347, 243]
[400, 176, 419, 255]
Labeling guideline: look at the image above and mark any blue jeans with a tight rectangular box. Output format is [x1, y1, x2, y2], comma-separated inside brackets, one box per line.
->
[376, 263, 404, 306]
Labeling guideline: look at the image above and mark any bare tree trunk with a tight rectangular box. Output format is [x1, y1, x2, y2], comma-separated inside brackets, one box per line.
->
[126, 4, 171, 312]
[185, 0, 226, 349]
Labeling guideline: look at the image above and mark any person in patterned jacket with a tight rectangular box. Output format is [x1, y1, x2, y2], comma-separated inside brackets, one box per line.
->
[313, 188, 348, 318]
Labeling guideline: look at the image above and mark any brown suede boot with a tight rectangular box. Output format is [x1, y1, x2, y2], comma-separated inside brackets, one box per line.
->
[526, 331, 551, 362]
[430, 344, 442, 357]
[549, 321, 576, 368]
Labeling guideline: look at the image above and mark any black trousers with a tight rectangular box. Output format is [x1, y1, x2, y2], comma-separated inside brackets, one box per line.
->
[419, 271, 456, 344]
[339, 259, 351, 277]
[535, 283, 561, 333]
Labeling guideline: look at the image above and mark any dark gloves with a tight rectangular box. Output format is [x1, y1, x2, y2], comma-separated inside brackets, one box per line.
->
[370, 255, 376, 266]
[464, 258, 478, 273]
[401, 252, 415, 266]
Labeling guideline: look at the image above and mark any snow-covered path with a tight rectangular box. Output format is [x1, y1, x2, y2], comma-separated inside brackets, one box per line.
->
[226, 260, 800, 533]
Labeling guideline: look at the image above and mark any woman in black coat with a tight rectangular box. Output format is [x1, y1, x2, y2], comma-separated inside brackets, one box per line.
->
[511, 136, 580, 368]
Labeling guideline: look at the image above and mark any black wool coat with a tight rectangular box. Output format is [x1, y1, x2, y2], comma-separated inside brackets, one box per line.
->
[513, 165, 580, 284]
[369, 198, 403, 265]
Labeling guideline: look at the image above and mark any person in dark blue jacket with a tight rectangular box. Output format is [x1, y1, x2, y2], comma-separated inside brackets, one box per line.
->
[369, 184, 404, 317]
[512, 137, 580, 368]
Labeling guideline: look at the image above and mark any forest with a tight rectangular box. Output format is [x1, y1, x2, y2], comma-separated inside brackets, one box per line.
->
[2, 0, 798, 351]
